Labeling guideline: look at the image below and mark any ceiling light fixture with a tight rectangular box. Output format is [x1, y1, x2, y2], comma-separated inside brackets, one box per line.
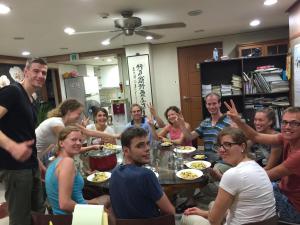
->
[64, 27, 76, 35]
[22, 51, 31, 56]
[188, 9, 202, 16]
[106, 58, 112, 62]
[250, 19, 261, 27]
[264, 0, 277, 6]
[145, 36, 153, 40]
[194, 29, 205, 33]
[94, 57, 99, 60]
[0, 3, 10, 14]
[101, 39, 110, 46]
[13, 37, 25, 40]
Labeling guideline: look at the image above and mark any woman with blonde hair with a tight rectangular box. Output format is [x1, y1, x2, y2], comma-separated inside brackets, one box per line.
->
[45, 126, 110, 215]
[36, 99, 85, 160]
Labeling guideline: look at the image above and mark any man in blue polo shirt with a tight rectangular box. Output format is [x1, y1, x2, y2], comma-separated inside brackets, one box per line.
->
[176, 93, 233, 198]
[109, 127, 175, 219]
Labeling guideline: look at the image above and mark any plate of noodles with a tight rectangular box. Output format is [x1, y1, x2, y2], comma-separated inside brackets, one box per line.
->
[176, 169, 203, 180]
[173, 146, 196, 154]
[185, 160, 211, 170]
[102, 143, 122, 151]
[87, 172, 111, 183]
[160, 141, 173, 147]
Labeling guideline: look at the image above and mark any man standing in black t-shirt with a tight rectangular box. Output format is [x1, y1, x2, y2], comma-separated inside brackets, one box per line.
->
[0, 58, 47, 225]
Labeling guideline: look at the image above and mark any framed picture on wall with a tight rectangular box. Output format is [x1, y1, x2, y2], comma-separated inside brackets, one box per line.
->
[127, 54, 153, 112]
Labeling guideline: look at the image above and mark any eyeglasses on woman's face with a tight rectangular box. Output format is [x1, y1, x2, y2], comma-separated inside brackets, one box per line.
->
[281, 120, 300, 128]
[213, 142, 241, 151]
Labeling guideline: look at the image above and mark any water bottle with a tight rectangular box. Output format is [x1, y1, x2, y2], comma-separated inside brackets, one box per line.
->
[213, 48, 218, 61]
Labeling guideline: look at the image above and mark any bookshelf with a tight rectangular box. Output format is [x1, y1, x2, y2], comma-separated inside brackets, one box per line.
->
[200, 54, 290, 128]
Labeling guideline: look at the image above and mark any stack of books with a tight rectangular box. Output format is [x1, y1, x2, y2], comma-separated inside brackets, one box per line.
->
[212, 85, 221, 95]
[221, 84, 232, 96]
[231, 74, 242, 95]
[202, 84, 212, 97]
[243, 67, 289, 94]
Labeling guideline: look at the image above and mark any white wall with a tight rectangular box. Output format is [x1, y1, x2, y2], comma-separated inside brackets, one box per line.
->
[151, 27, 289, 118]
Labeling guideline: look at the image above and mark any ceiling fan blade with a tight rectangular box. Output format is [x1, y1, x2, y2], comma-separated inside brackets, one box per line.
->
[72, 30, 113, 35]
[109, 32, 123, 41]
[135, 30, 163, 39]
[140, 22, 186, 30]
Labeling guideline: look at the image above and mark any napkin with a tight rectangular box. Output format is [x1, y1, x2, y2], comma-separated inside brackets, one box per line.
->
[72, 204, 104, 225]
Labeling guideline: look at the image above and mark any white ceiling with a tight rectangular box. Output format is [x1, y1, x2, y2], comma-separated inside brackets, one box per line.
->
[0, 0, 296, 58]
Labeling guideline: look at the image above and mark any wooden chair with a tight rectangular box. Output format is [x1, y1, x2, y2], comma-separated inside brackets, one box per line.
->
[116, 214, 175, 225]
[31, 211, 73, 225]
[242, 216, 278, 225]
[278, 221, 300, 225]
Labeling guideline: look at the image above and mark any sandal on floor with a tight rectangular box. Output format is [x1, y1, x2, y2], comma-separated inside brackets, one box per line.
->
[175, 201, 197, 214]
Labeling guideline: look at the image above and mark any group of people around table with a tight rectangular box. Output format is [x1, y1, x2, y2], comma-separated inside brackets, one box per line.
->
[0, 57, 299, 225]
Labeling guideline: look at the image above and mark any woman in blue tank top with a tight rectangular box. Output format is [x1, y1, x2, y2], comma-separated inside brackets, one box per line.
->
[45, 126, 110, 215]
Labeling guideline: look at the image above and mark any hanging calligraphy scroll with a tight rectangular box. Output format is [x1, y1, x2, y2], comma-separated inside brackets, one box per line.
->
[127, 54, 153, 109]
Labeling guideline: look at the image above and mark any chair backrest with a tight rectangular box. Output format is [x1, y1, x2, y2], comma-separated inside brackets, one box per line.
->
[242, 215, 278, 225]
[278, 221, 300, 225]
[31, 212, 73, 225]
[116, 214, 175, 225]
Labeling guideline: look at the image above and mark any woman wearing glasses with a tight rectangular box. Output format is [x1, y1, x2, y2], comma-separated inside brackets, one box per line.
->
[224, 102, 300, 223]
[181, 127, 276, 225]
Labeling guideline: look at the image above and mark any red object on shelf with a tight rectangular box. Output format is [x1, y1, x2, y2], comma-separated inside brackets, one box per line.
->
[112, 103, 125, 114]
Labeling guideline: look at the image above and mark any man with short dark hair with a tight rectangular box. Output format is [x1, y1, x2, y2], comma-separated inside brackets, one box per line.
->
[226, 101, 300, 223]
[109, 127, 175, 219]
[0, 57, 48, 225]
[178, 93, 232, 161]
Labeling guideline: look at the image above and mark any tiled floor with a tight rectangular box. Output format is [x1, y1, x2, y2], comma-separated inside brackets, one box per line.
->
[0, 184, 8, 225]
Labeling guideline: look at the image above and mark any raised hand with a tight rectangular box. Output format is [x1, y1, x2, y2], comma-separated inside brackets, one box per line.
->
[81, 115, 90, 127]
[224, 99, 240, 123]
[147, 102, 157, 117]
[173, 113, 185, 128]
[146, 116, 155, 127]
[10, 140, 34, 162]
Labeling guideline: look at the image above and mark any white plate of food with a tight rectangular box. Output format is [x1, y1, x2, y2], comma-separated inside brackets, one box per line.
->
[102, 143, 122, 151]
[87, 172, 111, 183]
[160, 141, 173, 147]
[185, 160, 211, 170]
[176, 169, 203, 180]
[192, 154, 207, 160]
[173, 146, 196, 154]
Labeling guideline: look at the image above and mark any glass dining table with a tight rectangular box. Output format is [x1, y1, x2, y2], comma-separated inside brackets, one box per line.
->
[85, 144, 213, 198]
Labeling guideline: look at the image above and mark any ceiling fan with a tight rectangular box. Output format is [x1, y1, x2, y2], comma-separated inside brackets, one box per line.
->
[65, 11, 186, 45]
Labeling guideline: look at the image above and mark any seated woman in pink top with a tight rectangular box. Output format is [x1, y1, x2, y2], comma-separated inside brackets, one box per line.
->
[159, 106, 192, 146]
